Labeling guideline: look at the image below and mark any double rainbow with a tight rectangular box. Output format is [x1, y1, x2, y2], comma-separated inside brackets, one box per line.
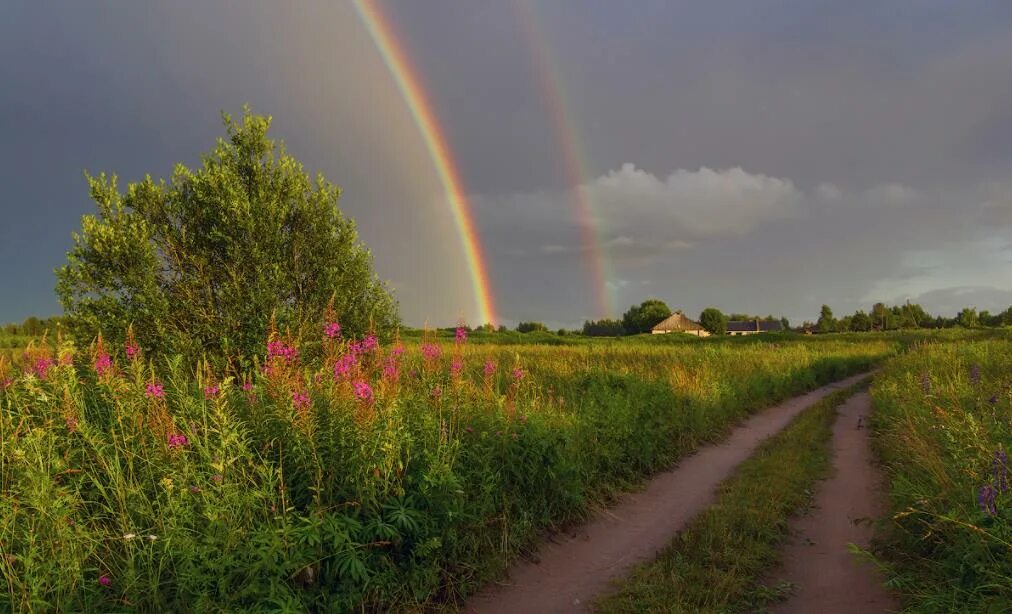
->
[354, 1, 615, 323]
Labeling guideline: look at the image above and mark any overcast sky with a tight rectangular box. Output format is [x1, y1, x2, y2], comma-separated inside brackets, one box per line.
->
[3, 1, 1012, 328]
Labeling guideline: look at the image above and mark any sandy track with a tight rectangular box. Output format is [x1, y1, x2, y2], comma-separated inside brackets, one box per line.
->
[466, 372, 871, 614]
[769, 391, 898, 613]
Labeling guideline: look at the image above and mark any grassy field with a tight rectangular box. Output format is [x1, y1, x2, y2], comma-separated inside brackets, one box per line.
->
[595, 383, 858, 613]
[870, 334, 1012, 611]
[0, 330, 890, 610]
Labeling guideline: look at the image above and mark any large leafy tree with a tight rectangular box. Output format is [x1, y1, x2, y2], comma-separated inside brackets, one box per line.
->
[698, 307, 728, 335]
[622, 299, 672, 334]
[57, 108, 398, 363]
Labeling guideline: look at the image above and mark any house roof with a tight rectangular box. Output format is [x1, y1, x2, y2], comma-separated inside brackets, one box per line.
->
[726, 319, 783, 332]
[652, 312, 705, 332]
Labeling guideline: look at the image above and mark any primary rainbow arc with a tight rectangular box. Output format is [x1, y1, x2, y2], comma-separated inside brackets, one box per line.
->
[353, 0, 498, 326]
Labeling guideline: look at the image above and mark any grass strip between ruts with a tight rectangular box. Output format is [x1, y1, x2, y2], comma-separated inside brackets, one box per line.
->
[595, 382, 865, 613]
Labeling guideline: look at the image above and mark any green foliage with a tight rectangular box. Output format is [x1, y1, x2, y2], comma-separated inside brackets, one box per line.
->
[621, 299, 672, 335]
[816, 304, 836, 334]
[0, 334, 890, 610]
[55, 107, 398, 364]
[870, 335, 1012, 611]
[582, 319, 625, 337]
[699, 307, 728, 336]
[597, 385, 856, 613]
[515, 321, 548, 333]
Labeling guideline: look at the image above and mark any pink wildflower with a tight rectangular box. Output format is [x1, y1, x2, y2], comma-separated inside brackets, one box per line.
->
[362, 335, 379, 352]
[98, 574, 112, 587]
[125, 343, 139, 360]
[348, 341, 365, 355]
[450, 357, 464, 378]
[242, 380, 253, 392]
[58, 351, 74, 366]
[292, 390, 311, 409]
[512, 367, 525, 382]
[421, 343, 442, 361]
[167, 433, 189, 449]
[94, 353, 112, 377]
[145, 382, 165, 398]
[431, 386, 443, 400]
[203, 384, 219, 399]
[455, 326, 468, 344]
[353, 379, 374, 404]
[34, 357, 55, 379]
[1, 378, 11, 390]
[267, 340, 298, 363]
[382, 358, 399, 381]
[333, 353, 357, 380]
[484, 360, 497, 376]
[211, 474, 223, 484]
[324, 321, 342, 339]
[390, 343, 405, 358]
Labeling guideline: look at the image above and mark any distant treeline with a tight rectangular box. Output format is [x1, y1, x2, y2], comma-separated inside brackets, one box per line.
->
[2, 316, 64, 338]
[805, 302, 1012, 333]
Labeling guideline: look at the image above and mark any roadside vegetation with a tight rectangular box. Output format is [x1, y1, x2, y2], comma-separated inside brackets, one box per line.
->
[870, 334, 1012, 611]
[0, 330, 887, 610]
[595, 384, 860, 613]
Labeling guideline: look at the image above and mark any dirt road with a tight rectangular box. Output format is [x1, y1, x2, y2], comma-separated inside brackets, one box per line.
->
[467, 372, 871, 614]
[770, 391, 897, 613]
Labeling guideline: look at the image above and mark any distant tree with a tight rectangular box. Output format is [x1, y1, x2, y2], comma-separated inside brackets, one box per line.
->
[850, 310, 873, 332]
[816, 305, 836, 334]
[516, 321, 548, 333]
[21, 316, 44, 336]
[698, 307, 728, 336]
[622, 299, 672, 335]
[2, 323, 17, 336]
[871, 302, 891, 331]
[957, 307, 979, 328]
[837, 315, 853, 332]
[497, 325, 508, 333]
[780, 317, 790, 331]
[1003, 306, 1012, 326]
[56, 108, 398, 364]
[582, 319, 625, 337]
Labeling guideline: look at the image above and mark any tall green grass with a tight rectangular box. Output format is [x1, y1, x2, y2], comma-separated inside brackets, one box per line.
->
[870, 335, 1012, 611]
[0, 334, 890, 610]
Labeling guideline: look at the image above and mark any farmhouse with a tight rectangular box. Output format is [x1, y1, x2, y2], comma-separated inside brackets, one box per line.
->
[651, 312, 710, 336]
[726, 319, 784, 336]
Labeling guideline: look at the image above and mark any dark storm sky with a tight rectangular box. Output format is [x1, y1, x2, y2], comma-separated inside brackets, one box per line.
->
[3, 1, 1012, 327]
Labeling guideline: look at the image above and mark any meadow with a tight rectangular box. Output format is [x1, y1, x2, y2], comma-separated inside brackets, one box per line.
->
[870, 334, 1012, 611]
[0, 327, 891, 611]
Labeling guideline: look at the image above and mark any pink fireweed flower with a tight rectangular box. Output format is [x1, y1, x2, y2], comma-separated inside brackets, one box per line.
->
[421, 343, 441, 361]
[512, 367, 525, 382]
[324, 321, 342, 339]
[58, 351, 74, 366]
[333, 353, 357, 380]
[431, 386, 443, 400]
[167, 433, 189, 449]
[125, 343, 139, 360]
[455, 326, 468, 344]
[145, 382, 165, 398]
[98, 574, 112, 587]
[362, 335, 379, 352]
[1, 378, 11, 390]
[450, 357, 464, 378]
[382, 358, 399, 381]
[267, 340, 298, 363]
[292, 390, 311, 409]
[483, 360, 497, 377]
[390, 343, 405, 358]
[33, 357, 55, 379]
[353, 379, 374, 404]
[94, 353, 112, 377]
[203, 384, 219, 399]
[242, 380, 253, 392]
